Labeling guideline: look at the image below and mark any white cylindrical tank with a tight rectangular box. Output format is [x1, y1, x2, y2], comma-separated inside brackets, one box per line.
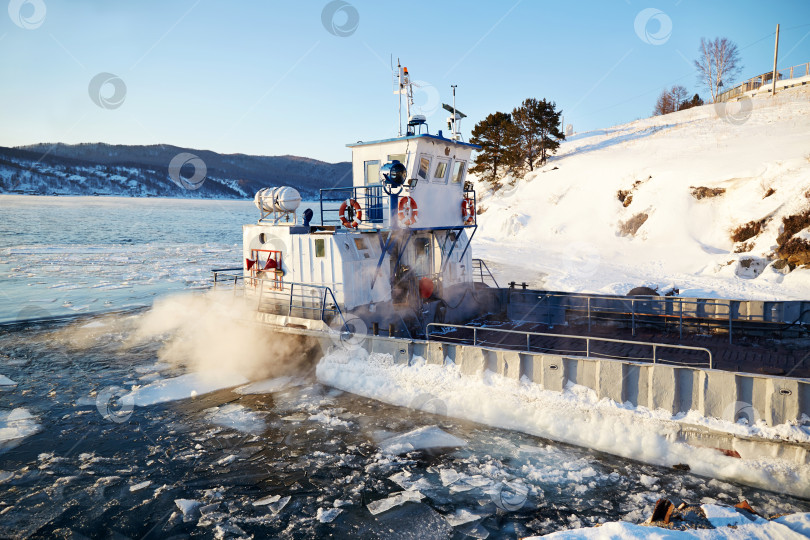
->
[254, 187, 302, 213]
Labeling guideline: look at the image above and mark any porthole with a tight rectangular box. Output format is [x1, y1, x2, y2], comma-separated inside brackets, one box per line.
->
[259, 233, 266, 243]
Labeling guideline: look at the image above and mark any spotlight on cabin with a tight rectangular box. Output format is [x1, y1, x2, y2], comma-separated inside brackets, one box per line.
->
[380, 160, 407, 194]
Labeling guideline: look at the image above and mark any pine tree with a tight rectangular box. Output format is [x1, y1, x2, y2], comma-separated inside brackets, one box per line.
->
[470, 112, 520, 185]
[512, 98, 565, 171]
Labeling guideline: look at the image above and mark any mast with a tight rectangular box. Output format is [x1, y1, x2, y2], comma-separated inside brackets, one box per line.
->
[397, 59, 402, 137]
[404, 67, 412, 120]
[451, 85, 458, 139]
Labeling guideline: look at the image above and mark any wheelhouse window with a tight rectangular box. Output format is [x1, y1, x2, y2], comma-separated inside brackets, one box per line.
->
[388, 153, 407, 165]
[433, 159, 449, 183]
[364, 160, 380, 185]
[417, 155, 431, 180]
[451, 161, 466, 183]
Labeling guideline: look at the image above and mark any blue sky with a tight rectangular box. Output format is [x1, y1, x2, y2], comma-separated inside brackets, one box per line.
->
[1, 0, 809, 163]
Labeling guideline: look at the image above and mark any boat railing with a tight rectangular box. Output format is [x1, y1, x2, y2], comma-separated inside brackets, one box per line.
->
[471, 259, 499, 288]
[212, 269, 346, 326]
[426, 322, 713, 368]
[508, 291, 809, 344]
[319, 185, 386, 227]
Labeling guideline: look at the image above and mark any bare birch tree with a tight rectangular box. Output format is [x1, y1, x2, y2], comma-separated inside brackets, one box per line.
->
[694, 37, 743, 102]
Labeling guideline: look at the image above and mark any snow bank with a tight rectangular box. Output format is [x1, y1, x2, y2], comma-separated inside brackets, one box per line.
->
[535, 510, 810, 539]
[473, 87, 810, 300]
[536, 516, 810, 539]
[316, 351, 810, 497]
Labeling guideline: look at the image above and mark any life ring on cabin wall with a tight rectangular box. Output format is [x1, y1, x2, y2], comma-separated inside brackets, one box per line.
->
[461, 197, 475, 225]
[397, 196, 419, 226]
[339, 198, 362, 228]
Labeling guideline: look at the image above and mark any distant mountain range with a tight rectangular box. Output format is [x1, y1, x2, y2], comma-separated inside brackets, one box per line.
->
[0, 143, 352, 199]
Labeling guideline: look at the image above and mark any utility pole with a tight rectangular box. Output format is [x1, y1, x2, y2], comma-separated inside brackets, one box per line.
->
[772, 23, 780, 96]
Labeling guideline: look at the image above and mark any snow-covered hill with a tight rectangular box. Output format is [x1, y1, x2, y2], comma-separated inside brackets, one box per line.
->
[0, 144, 351, 199]
[473, 87, 810, 300]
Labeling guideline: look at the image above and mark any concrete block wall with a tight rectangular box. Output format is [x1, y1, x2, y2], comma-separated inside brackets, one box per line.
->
[361, 336, 809, 427]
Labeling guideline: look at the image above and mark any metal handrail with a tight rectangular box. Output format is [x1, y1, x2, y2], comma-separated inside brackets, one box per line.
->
[472, 258, 499, 288]
[426, 323, 713, 368]
[212, 271, 346, 326]
[319, 185, 386, 227]
[512, 291, 760, 344]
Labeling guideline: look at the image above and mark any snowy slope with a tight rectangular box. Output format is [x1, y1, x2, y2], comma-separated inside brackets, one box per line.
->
[473, 87, 810, 300]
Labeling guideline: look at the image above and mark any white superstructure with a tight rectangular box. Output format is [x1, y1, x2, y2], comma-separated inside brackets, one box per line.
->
[238, 69, 485, 336]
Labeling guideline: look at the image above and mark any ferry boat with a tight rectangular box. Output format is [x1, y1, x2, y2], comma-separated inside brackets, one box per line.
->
[217, 66, 499, 341]
[211, 67, 809, 460]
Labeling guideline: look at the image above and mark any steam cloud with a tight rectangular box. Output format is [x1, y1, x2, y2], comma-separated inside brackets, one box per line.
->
[130, 290, 316, 381]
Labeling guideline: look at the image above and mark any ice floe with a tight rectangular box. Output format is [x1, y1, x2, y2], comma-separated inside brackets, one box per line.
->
[317, 507, 343, 523]
[379, 426, 467, 455]
[204, 404, 266, 434]
[367, 491, 425, 515]
[124, 373, 249, 406]
[0, 408, 40, 449]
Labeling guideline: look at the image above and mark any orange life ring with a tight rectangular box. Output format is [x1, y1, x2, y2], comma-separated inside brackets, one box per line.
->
[461, 197, 475, 225]
[339, 198, 362, 228]
[397, 196, 418, 226]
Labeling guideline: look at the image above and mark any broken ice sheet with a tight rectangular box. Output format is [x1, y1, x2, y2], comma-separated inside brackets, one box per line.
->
[204, 404, 266, 435]
[129, 480, 151, 492]
[317, 507, 343, 523]
[174, 498, 201, 521]
[253, 494, 280, 506]
[444, 508, 490, 527]
[456, 521, 490, 539]
[379, 426, 467, 455]
[252, 495, 292, 514]
[388, 470, 437, 493]
[367, 491, 425, 515]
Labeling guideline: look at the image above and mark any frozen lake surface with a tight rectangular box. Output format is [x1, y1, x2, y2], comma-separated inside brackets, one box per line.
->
[0, 195, 254, 324]
[1, 196, 808, 538]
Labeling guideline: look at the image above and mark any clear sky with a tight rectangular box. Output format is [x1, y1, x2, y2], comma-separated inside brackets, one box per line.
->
[2, 0, 809, 163]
